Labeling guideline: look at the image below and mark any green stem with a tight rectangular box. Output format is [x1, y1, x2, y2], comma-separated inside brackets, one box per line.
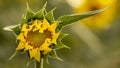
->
[40, 58, 44, 68]
[35, 58, 44, 68]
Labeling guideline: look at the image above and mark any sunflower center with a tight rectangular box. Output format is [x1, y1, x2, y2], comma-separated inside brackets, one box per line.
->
[26, 30, 52, 48]
[89, 6, 99, 11]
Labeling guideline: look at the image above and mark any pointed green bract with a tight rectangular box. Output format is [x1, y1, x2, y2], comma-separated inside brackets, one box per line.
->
[3, 25, 21, 35]
[42, 2, 47, 11]
[27, 58, 34, 66]
[44, 55, 49, 64]
[55, 41, 70, 50]
[34, 8, 45, 20]
[42, 2, 47, 14]
[9, 50, 22, 61]
[49, 50, 63, 61]
[55, 33, 70, 50]
[58, 33, 68, 40]
[34, 2, 47, 20]
[45, 8, 55, 24]
[26, 3, 35, 22]
[56, 8, 107, 31]
[12, 25, 21, 35]
[21, 17, 27, 27]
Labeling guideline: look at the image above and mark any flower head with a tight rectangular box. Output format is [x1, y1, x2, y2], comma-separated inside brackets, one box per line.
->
[16, 18, 59, 62]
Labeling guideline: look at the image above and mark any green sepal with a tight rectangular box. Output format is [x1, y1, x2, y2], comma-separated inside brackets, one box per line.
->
[45, 8, 56, 24]
[9, 50, 23, 61]
[48, 49, 63, 61]
[34, 8, 45, 20]
[42, 2, 47, 14]
[56, 8, 106, 31]
[3, 24, 21, 35]
[27, 58, 34, 66]
[55, 33, 70, 50]
[25, 3, 35, 23]
[21, 17, 27, 27]
[58, 33, 68, 41]
[55, 41, 70, 50]
[12, 25, 21, 35]
[44, 55, 49, 64]
[34, 2, 47, 20]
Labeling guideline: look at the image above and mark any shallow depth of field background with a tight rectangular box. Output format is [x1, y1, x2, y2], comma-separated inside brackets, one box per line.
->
[0, 0, 120, 68]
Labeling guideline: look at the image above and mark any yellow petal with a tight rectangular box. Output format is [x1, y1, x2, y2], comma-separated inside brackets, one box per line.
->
[21, 24, 30, 37]
[52, 33, 59, 44]
[29, 24, 34, 31]
[43, 18, 50, 27]
[45, 38, 51, 45]
[48, 23, 57, 32]
[39, 18, 50, 33]
[34, 50, 40, 62]
[17, 33, 25, 42]
[33, 20, 42, 32]
[16, 41, 25, 50]
[33, 26, 39, 32]
[23, 30, 29, 37]
[40, 38, 52, 54]
[24, 42, 33, 50]
[21, 24, 28, 31]
[39, 27, 44, 33]
[29, 49, 37, 59]
[42, 47, 52, 55]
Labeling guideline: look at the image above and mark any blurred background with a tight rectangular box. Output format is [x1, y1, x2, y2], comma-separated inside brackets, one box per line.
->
[0, 0, 120, 68]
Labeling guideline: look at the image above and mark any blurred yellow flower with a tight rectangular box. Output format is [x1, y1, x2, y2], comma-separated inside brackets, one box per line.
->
[18, 0, 41, 4]
[16, 18, 59, 62]
[67, 0, 117, 29]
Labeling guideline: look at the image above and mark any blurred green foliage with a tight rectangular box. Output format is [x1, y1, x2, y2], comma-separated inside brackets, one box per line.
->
[0, 0, 120, 68]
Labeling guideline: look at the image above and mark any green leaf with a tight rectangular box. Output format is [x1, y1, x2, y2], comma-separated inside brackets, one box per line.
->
[49, 50, 63, 61]
[26, 3, 35, 22]
[9, 50, 22, 61]
[56, 8, 107, 31]
[45, 8, 55, 24]
[3, 24, 21, 35]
